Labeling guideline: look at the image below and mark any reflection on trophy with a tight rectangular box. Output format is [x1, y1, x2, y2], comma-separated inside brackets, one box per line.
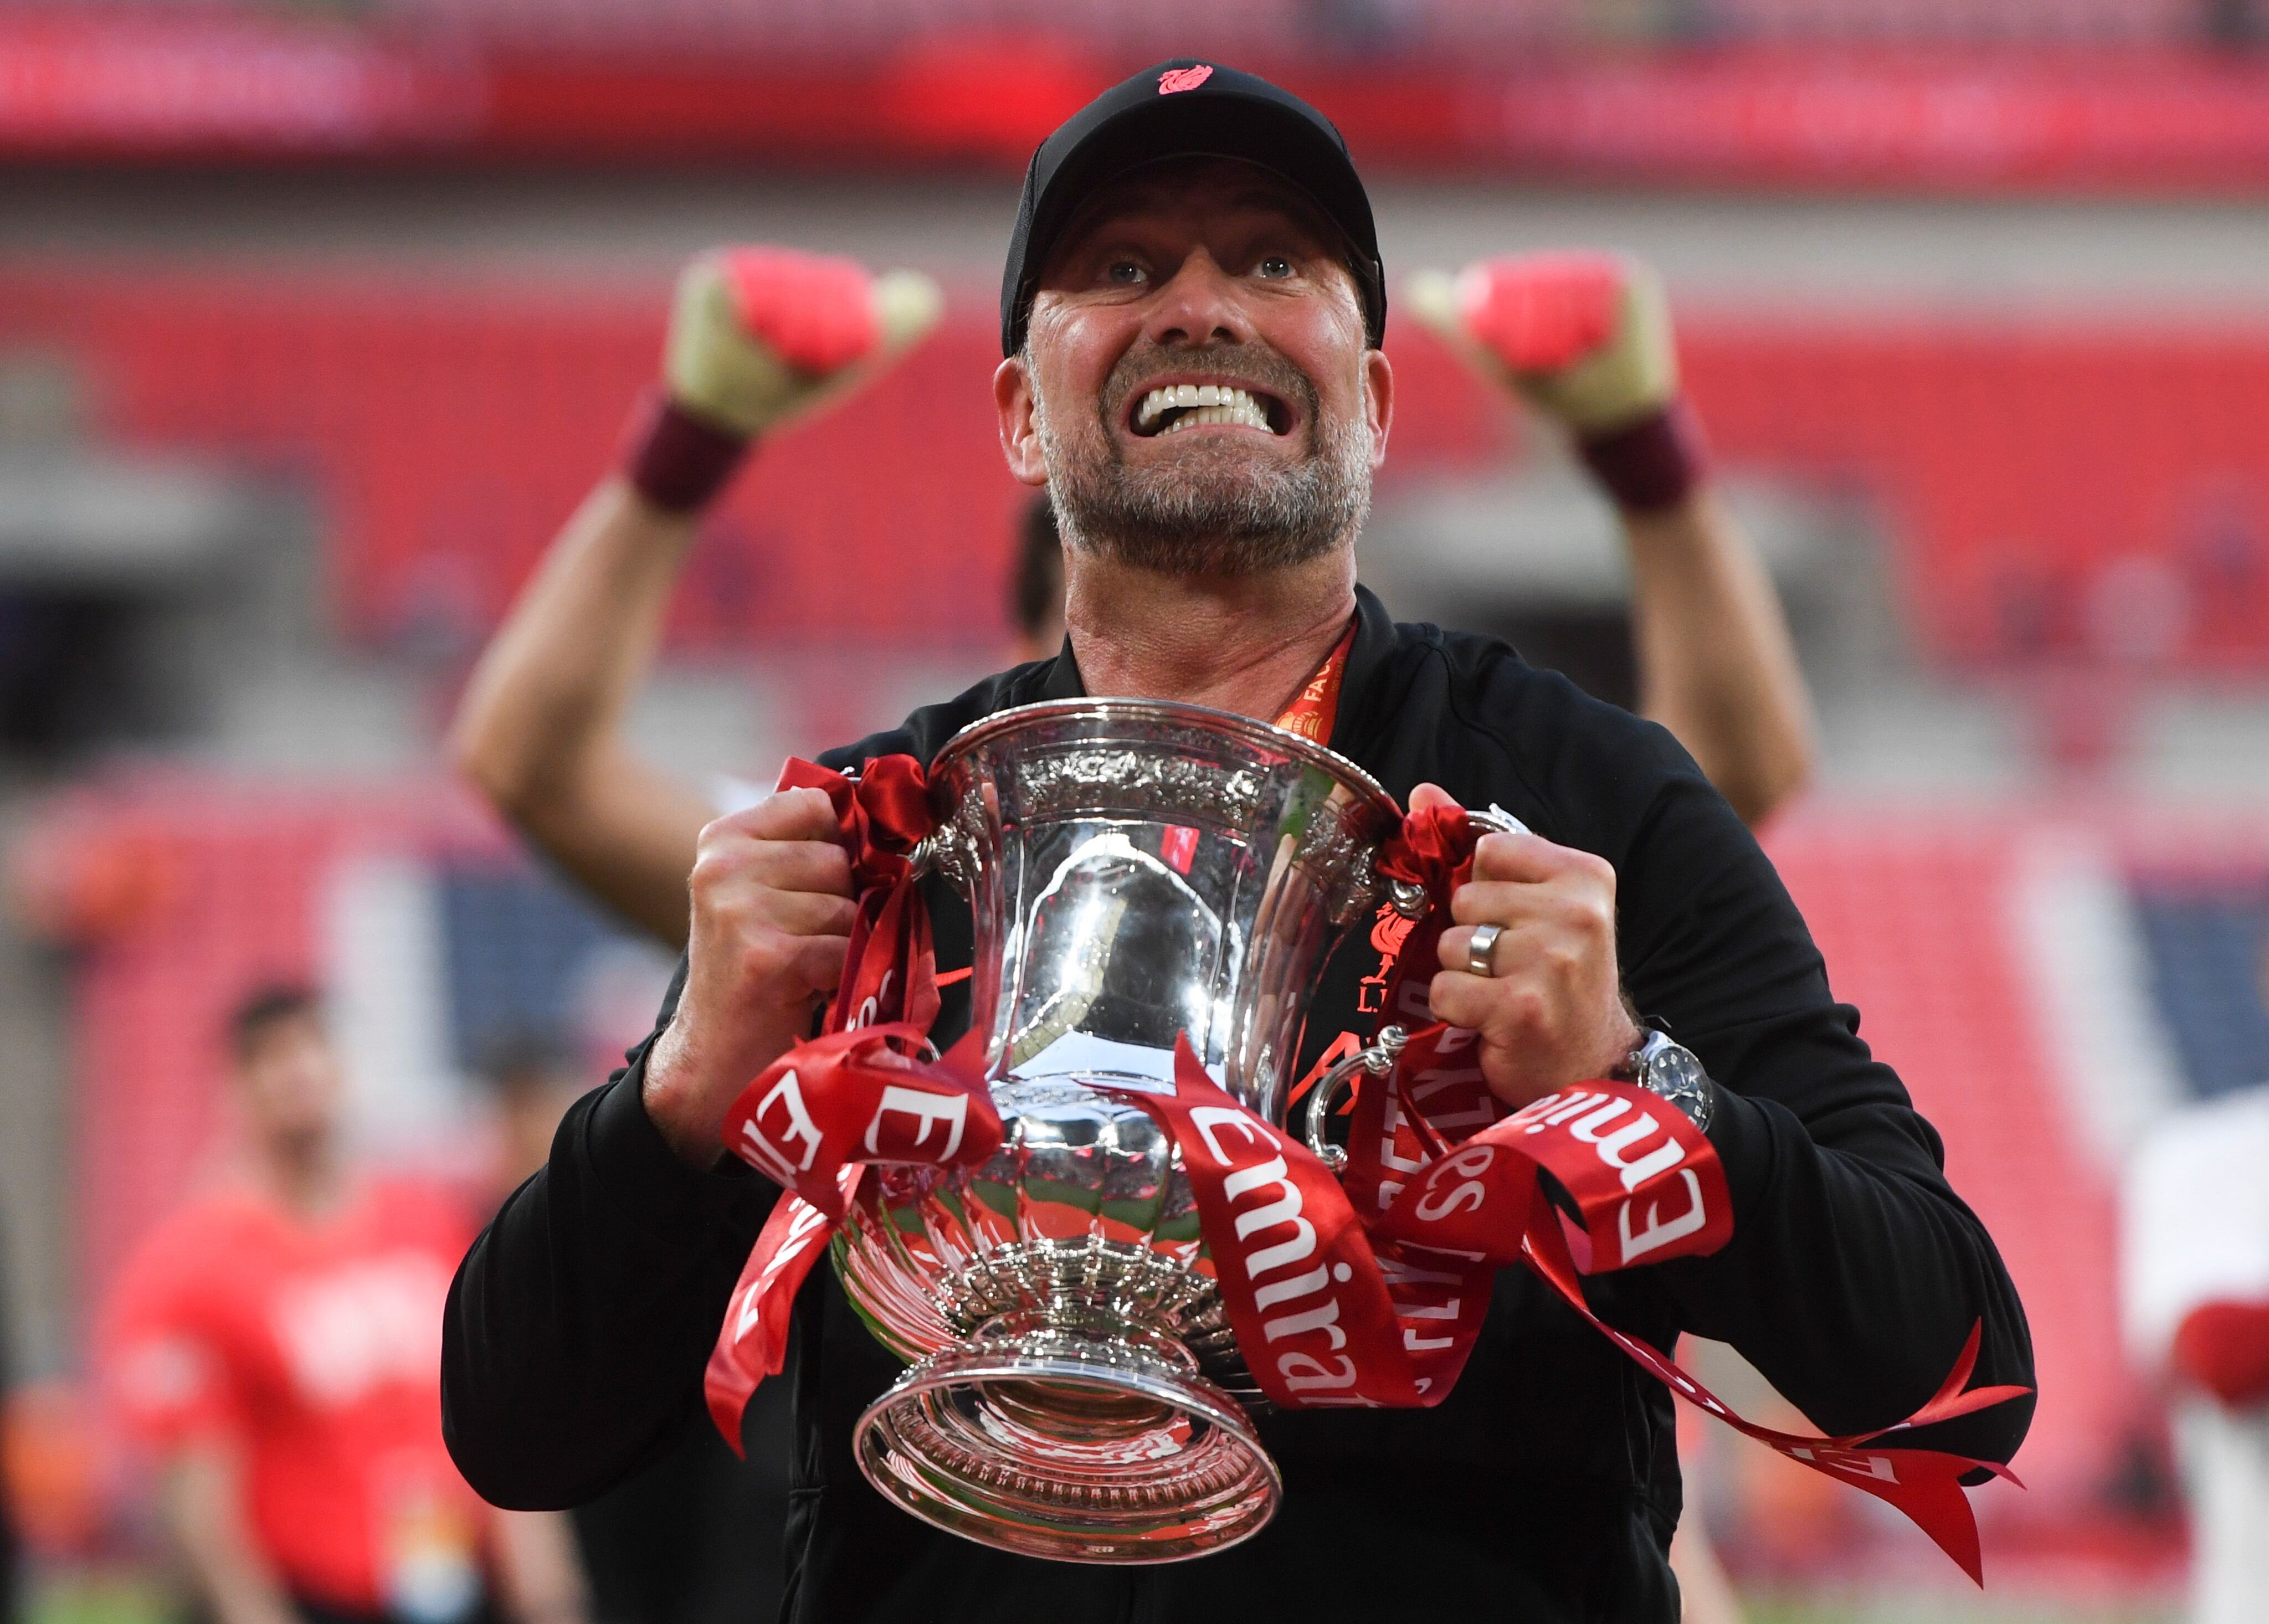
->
[833, 698, 1419, 1563]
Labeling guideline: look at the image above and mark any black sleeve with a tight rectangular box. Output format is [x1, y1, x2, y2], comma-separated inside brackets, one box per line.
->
[442, 962, 781, 1509]
[1612, 767, 2036, 1467]
[1470, 663, 2034, 1468]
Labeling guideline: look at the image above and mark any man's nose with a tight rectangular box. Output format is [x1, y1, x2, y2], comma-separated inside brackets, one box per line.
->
[1141, 249, 1254, 349]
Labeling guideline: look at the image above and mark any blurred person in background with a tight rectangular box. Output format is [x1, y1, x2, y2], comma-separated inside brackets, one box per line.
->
[1009, 494, 1069, 661]
[447, 166, 1804, 1624]
[445, 252, 944, 948]
[2123, 942, 2269, 1624]
[101, 988, 589, 1624]
[477, 1040, 782, 1624]
[442, 254, 941, 1624]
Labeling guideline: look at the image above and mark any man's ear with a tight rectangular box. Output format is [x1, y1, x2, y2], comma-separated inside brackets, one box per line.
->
[1363, 346, 1395, 469]
[994, 355, 1050, 489]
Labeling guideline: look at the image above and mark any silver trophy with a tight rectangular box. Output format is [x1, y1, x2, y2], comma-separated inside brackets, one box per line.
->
[833, 698, 1429, 1563]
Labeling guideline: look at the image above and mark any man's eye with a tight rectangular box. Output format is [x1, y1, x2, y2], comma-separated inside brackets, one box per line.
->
[1255, 256, 1295, 280]
[1106, 261, 1146, 285]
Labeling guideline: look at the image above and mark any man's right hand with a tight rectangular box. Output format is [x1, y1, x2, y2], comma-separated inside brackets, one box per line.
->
[665, 246, 943, 440]
[641, 787, 857, 1166]
[623, 246, 942, 515]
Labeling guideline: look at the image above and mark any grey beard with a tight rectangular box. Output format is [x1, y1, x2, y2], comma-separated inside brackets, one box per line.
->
[1034, 381, 1373, 577]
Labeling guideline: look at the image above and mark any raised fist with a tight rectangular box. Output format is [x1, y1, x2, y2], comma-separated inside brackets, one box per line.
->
[665, 247, 943, 440]
[1404, 253, 1701, 511]
[1404, 252, 1676, 435]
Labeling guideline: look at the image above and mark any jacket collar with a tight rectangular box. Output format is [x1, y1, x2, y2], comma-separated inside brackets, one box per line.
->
[1039, 636, 1086, 701]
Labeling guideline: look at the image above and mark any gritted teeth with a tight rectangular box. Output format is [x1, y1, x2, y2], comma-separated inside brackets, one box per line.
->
[1133, 382, 1284, 436]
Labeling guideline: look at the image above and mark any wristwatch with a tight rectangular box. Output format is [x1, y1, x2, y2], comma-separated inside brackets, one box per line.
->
[1613, 1029, 1716, 1133]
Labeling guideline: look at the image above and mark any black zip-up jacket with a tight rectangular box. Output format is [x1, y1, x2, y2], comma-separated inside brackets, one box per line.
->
[443, 586, 2033, 1623]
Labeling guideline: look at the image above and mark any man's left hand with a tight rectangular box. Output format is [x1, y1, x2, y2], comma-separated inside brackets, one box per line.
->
[1417, 783, 1641, 1109]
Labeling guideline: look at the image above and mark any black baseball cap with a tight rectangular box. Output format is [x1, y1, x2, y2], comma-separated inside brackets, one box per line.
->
[999, 59, 1387, 358]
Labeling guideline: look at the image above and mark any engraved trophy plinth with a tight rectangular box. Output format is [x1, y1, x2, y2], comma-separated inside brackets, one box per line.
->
[835, 698, 1412, 1563]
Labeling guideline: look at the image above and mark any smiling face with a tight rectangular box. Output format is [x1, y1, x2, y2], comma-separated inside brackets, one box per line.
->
[997, 158, 1393, 577]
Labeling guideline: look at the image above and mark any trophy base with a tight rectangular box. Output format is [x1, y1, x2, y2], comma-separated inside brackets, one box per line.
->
[852, 1309, 1281, 1563]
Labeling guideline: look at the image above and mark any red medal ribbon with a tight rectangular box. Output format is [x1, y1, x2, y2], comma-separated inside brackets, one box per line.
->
[717, 1024, 999, 1219]
[1271, 620, 1354, 742]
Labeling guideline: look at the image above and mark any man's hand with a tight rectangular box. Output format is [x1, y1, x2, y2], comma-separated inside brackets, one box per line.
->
[641, 787, 857, 1165]
[1415, 784, 1641, 1111]
[1404, 251, 1705, 515]
[666, 247, 943, 440]
[1403, 251, 1676, 437]
[625, 246, 943, 514]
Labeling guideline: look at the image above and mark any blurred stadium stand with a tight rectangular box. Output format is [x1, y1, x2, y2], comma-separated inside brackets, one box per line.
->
[8, 782, 678, 1324]
[7, 3, 2269, 184]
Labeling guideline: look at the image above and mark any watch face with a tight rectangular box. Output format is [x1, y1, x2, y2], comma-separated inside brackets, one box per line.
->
[1651, 1044, 1706, 1095]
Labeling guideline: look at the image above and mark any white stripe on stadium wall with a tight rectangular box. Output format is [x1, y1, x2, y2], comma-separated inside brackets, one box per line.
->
[322, 850, 478, 1170]
[2010, 829, 2187, 1177]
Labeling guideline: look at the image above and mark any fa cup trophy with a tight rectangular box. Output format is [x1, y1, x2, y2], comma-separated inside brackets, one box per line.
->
[830, 698, 1424, 1563]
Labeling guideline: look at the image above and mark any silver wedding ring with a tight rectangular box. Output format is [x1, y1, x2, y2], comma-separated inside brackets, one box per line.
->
[1465, 922, 1505, 979]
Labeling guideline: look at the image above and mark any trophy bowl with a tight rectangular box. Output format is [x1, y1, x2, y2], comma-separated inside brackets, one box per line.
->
[837, 698, 1409, 1563]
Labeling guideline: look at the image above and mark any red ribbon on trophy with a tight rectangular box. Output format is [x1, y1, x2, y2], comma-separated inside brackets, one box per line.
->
[701, 759, 2030, 1584]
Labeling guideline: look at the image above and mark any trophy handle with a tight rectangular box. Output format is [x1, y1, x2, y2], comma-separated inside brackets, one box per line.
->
[907, 823, 977, 890]
[1301, 1024, 1410, 1173]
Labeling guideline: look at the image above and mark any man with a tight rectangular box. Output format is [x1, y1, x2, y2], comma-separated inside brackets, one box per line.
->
[444, 62, 2030, 1622]
[105, 988, 589, 1624]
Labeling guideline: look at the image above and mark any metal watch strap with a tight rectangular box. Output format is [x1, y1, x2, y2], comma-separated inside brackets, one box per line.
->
[1615, 1028, 1716, 1133]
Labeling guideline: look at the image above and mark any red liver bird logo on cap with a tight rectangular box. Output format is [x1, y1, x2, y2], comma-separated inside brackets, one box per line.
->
[1158, 65, 1214, 94]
